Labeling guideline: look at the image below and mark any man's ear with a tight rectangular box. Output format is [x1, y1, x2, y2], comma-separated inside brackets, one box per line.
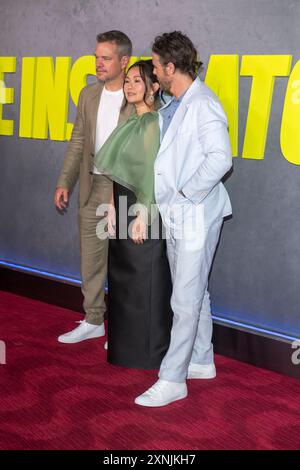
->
[121, 55, 130, 70]
[166, 62, 175, 75]
[151, 82, 160, 94]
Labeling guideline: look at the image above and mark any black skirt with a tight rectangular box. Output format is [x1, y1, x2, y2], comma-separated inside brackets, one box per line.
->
[107, 182, 173, 369]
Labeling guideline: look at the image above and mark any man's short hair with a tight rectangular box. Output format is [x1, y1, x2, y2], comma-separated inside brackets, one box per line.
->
[96, 30, 132, 58]
[152, 31, 201, 79]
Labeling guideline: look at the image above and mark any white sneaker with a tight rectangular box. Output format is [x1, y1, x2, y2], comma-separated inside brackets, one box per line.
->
[58, 320, 105, 344]
[135, 379, 187, 407]
[187, 362, 216, 379]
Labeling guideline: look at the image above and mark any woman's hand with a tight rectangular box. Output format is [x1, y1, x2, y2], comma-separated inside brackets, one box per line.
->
[132, 214, 147, 244]
[107, 203, 116, 237]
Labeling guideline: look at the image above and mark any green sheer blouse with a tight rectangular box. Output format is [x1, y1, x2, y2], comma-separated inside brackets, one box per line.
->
[94, 111, 160, 223]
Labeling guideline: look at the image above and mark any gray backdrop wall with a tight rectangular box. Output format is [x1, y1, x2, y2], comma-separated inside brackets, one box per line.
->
[1, 0, 300, 339]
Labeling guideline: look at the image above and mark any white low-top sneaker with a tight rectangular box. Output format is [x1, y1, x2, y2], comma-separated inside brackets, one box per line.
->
[135, 379, 187, 407]
[58, 320, 105, 343]
[187, 362, 216, 379]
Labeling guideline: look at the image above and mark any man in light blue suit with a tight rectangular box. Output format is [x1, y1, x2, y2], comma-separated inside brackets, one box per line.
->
[135, 31, 232, 407]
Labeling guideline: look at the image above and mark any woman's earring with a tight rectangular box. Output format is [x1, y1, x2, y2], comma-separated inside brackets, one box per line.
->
[147, 94, 154, 104]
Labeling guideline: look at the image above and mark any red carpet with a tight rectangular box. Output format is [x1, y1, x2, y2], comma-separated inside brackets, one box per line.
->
[1, 290, 300, 450]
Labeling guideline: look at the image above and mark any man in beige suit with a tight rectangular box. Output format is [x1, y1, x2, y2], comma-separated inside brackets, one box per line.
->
[55, 30, 134, 343]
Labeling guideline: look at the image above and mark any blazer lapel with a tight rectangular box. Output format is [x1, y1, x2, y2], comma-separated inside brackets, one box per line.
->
[158, 102, 189, 155]
[158, 78, 201, 156]
[90, 82, 103, 150]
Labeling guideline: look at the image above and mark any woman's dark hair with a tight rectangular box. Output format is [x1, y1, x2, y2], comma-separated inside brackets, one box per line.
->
[125, 59, 160, 106]
[96, 30, 132, 58]
[152, 31, 202, 79]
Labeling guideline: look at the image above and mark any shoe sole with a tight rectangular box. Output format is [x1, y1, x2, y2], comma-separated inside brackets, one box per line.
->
[58, 331, 105, 343]
[135, 392, 188, 407]
[187, 372, 216, 379]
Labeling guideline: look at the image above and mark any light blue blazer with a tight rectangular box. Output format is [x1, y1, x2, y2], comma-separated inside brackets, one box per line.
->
[154, 77, 232, 226]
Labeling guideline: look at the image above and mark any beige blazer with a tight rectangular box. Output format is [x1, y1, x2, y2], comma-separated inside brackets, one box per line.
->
[57, 81, 134, 208]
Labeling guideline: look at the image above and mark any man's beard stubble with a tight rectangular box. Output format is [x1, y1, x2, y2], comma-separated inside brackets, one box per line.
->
[158, 79, 171, 94]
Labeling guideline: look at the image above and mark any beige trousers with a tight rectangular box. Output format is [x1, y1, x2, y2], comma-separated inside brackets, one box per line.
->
[78, 175, 113, 325]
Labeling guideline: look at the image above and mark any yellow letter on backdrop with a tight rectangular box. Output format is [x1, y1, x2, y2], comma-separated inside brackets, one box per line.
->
[32, 57, 71, 140]
[19, 57, 37, 138]
[0, 57, 16, 136]
[280, 59, 300, 165]
[241, 55, 292, 159]
[66, 55, 96, 140]
[205, 55, 239, 157]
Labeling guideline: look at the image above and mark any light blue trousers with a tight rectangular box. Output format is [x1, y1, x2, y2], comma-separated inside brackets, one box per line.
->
[159, 215, 223, 383]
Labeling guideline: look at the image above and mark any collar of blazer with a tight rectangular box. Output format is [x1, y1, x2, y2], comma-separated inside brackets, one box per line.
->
[158, 77, 202, 155]
[89, 80, 135, 149]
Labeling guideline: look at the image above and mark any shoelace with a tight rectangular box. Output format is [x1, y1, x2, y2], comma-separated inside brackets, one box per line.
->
[146, 381, 169, 397]
[74, 320, 87, 329]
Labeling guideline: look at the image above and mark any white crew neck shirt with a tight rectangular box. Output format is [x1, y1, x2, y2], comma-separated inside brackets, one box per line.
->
[93, 86, 124, 174]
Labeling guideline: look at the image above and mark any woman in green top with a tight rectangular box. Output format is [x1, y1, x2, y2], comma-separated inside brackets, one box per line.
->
[94, 60, 173, 369]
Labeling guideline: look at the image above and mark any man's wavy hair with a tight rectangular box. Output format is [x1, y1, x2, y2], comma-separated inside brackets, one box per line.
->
[152, 31, 202, 79]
